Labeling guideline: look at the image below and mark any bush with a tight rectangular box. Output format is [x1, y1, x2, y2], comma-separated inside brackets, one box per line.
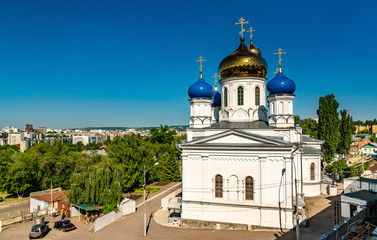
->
[134, 186, 159, 194]
[103, 203, 118, 214]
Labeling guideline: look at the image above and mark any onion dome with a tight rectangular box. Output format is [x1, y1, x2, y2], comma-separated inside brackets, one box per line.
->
[248, 41, 262, 56]
[212, 85, 221, 107]
[188, 72, 214, 99]
[266, 67, 296, 95]
[218, 38, 268, 80]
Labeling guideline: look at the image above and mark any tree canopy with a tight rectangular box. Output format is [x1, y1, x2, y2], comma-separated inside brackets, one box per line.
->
[317, 94, 340, 162]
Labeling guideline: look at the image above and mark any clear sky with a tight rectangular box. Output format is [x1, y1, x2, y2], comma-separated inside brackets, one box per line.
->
[1, 0, 376, 129]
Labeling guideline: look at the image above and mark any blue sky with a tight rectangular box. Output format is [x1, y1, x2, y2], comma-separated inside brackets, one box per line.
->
[0, 0, 376, 129]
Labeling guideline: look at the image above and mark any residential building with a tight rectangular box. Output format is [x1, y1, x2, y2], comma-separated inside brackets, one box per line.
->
[361, 142, 377, 158]
[8, 133, 22, 145]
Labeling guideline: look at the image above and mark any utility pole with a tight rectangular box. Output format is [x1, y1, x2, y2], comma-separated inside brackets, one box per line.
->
[295, 178, 300, 240]
[50, 180, 53, 215]
[143, 163, 146, 237]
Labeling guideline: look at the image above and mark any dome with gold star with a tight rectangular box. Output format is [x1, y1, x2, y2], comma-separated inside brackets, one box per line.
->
[218, 38, 268, 79]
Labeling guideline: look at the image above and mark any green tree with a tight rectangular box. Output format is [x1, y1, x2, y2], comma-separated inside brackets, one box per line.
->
[157, 153, 181, 182]
[317, 94, 340, 162]
[339, 109, 354, 154]
[301, 118, 318, 138]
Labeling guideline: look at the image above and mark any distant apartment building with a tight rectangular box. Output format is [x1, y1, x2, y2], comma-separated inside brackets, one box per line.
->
[36, 127, 47, 135]
[2, 126, 20, 133]
[72, 135, 103, 145]
[23, 132, 35, 139]
[355, 125, 377, 134]
[72, 135, 90, 145]
[8, 133, 22, 145]
[20, 139, 32, 152]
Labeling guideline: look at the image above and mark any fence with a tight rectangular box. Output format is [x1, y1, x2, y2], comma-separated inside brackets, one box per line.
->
[324, 209, 366, 240]
[94, 198, 135, 232]
[0, 209, 47, 228]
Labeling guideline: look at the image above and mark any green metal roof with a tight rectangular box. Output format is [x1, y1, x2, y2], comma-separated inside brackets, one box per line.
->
[72, 203, 101, 211]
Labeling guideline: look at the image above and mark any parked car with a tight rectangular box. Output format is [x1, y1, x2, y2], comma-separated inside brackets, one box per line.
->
[29, 223, 49, 239]
[54, 219, 76, 232]
[0, 197, 4, 202]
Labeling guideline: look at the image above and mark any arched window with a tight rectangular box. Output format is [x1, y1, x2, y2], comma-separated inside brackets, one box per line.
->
[224, 88, 228, 107]
[215, 175, 223, 198]
[245, 176, 254, 200]
[255, 87, 260, 106]
[310, 163, 315, 181]
[237, 86, 244, 105]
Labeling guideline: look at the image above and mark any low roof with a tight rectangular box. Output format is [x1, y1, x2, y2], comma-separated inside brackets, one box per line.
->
[361, 142, 377, 148]
[343, 190, 377, 204]
[31, 190, 67, 203]
[72, 203, 102, 211]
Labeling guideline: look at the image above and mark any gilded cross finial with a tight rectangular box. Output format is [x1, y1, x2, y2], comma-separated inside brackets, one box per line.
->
[196, 56, 206, 77]
[274, 48, 286, 73]
[212, 73, 220, 91]
[273, 68, 279, 74]
[247, 27, 255, 41]
[235, 17, 249, 38]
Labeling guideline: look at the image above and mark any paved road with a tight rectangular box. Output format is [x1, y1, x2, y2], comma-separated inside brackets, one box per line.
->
[1, 183, 287, 240]
[0, 201, 29, 219]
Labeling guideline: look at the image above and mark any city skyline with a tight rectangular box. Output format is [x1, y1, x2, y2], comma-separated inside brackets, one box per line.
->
[1, 0, 376, 129]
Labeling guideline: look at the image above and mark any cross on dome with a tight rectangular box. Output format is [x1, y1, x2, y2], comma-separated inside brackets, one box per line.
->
[247, 27, 255, 41]
[235, 18, 249, 38]
[212, 73, 220, 91]
[274, 48, 286, 73]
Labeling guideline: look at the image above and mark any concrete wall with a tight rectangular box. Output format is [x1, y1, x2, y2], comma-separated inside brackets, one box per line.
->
[94, 198, 135, 232]
[94, 210, 122, 232]
[30, 198, 48, 213]
[161, 188, 181, 210]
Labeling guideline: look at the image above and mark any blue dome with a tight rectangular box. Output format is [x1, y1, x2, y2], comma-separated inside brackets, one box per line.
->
[212, 91, 221, 107]
[266, 71, 296, 95]
[188, 75, 214, 99]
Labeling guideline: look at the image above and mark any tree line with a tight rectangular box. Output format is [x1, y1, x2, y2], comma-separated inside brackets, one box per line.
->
[0, 125, 182, 211]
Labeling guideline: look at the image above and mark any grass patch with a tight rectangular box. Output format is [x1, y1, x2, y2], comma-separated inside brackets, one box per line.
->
[134, 186, 160, 194]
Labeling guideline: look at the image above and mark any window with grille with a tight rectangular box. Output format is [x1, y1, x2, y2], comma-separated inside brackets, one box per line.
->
[245, 176, 254, 200]
[237, 86, 244, 105]
[215, 175, 223, 198]
[224, 88, 228, 107]
[310, 163, 315, 181]
[255, 86, 260, 106]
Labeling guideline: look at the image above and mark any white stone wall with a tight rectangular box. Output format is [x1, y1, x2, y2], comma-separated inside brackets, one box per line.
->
[219, 77, 267, 122]
[267, 95, 295, 128]
[181, 146, 294, 228]
[30, 198, 48, 213]
[189, 99, 213, 128]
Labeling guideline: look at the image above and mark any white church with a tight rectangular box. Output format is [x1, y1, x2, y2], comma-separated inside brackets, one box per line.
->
[180, 19, 323, 230]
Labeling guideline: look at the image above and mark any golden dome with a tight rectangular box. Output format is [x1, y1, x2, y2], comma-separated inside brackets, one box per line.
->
[248, 41, 261, 55]
[219, 38, 268, 79]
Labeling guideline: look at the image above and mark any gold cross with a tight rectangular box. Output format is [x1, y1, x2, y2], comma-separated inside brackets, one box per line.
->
[196, 56, 206, 72]
[235, 17, 249, 38]
[273, 68, 279, 74]
[212, 73, 220, 91]
[274, 48, 286, 65]
[212, 73, 220, 84]
[247, 27, 255, 41]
